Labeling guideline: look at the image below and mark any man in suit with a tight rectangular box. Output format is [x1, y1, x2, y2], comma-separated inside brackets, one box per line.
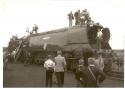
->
[54, 50, 66, 87]
[74, 54, 106, 87]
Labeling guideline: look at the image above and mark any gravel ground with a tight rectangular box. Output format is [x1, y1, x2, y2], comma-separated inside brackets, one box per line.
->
[3, 63, 124, 88]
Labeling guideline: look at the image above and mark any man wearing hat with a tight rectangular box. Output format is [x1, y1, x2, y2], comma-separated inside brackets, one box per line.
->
[54, 50, 66, 87]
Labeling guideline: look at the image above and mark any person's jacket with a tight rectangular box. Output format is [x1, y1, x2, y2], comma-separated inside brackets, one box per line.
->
[54, 55, 66, 72]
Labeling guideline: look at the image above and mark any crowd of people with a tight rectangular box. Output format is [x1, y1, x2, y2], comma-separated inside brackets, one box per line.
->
[75, 51, 106, 87]
[67, 9, 92, 26]
[44, 50, 106, 87]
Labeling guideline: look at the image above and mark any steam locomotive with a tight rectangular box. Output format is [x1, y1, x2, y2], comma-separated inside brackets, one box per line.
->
[8, 24, 111, 70]
[17, 24, 110, 64]
[27, 24, 111, 51]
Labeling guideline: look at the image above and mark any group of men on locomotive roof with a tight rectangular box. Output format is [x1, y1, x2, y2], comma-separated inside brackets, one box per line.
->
[67, 9, 92, 27]
[26, 9, 101, 36]
[67, 9, 104, 28]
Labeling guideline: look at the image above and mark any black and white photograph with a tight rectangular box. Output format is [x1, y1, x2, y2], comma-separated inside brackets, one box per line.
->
[1, 0, 124, 88]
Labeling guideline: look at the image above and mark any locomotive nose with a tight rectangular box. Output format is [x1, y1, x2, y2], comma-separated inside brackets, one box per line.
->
[87, 25, 111, 49]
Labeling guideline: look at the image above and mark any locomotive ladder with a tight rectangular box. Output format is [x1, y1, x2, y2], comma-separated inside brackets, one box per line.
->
[14, 40, 23, 63]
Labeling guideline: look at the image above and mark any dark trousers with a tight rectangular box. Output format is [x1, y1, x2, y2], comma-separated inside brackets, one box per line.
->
[80, 19, 85, 26]
[75, 19, 80, 25]
[69, 19, 73, 27]
[46, 70, 53, 87]
[55, 72, 64, 87]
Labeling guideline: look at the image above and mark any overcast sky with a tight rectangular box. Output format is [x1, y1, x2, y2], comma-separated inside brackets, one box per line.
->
[0, 0, 125, 49]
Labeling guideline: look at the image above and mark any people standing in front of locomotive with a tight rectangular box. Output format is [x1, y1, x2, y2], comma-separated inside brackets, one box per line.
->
[74, 10, 81, 25]
[94, 52, 104, 71]
[3, 51, 10, 71]
[32, 24, 39, 34]
[24, 50, 31, 66]
[74, 56, 106, 87]
[78, 57, 84, 67]
[96, 28, 103, 49]
[67, 11, 74, 27]
[11, 49, 16, 63]
[54, 50, 66, 87]
[77, 56, 85, 76]
[44, 55, 55, 87]
[75, 57, 85, 87]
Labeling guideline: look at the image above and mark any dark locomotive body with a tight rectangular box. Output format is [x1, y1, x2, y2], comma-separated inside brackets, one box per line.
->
[7, 24, 111, 70]
[28, 25, 111, 53]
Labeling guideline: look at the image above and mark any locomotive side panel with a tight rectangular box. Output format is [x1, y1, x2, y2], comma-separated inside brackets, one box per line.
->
[29, 25, 90, 51]
[67, 25, 88, 44]
[29, 30, 68, 47]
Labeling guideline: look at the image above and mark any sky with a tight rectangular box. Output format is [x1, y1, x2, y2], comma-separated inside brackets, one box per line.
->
[0, 0, 125, 49]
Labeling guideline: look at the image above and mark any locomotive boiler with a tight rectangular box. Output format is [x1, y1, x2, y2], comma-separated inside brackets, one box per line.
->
[9, 24, 111, 69]
[19, 24, 111, 65]
[28, 25, 111, 51]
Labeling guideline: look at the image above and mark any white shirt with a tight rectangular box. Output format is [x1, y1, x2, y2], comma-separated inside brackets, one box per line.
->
[89, 64, 95, 67]
[94, 58, 104, 71]
[97, 30, 103, 39]
[44, 59, 55, 70]
[12, 50, 16, 55]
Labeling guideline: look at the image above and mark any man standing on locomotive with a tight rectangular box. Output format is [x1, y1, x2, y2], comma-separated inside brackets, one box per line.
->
[83, 9, 90, 24]
[74, 10, 81, 25]
[80, 10, 86, 26]
[54, 50, 66, 87]
[32, 24, 39, 34]
[67, 11, 74, 27]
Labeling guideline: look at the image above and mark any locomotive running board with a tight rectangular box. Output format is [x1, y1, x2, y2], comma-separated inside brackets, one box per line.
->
[64, 42, 89, 46]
